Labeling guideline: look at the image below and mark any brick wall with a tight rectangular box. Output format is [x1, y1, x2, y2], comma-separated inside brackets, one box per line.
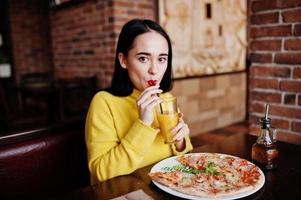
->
[248, 0, 301, 144]
[173, 73, 246, 137]
[50, 0, 155, 88]
[9, 0, 52, 83]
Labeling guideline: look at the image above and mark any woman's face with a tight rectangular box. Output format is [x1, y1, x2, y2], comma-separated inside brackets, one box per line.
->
[118, 31, 169, 91]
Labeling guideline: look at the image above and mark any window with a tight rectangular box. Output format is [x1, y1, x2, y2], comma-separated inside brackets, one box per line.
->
[206, 3, 212, 19]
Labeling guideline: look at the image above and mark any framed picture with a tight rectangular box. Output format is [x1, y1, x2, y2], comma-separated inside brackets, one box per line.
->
[159, 0, 247, 78]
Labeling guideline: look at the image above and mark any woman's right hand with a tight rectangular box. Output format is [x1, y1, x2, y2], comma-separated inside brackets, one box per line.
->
[136, 85, 163, 126]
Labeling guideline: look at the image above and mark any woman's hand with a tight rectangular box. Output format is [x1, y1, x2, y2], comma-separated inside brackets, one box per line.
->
[136, 85, 163, 126]
[171, 113, 190, 151]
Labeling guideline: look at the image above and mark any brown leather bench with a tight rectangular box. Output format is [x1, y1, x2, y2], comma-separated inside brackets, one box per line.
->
[0, 120, 90, 199]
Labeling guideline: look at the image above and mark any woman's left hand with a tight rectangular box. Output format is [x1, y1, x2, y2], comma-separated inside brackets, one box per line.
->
[171, 113, 190, 151]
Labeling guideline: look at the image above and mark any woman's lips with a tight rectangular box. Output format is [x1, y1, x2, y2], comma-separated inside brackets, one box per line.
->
[147, 80, 157, 86]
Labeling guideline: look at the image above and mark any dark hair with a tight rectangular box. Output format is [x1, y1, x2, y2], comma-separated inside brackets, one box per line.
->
[107, 19, 173, 96]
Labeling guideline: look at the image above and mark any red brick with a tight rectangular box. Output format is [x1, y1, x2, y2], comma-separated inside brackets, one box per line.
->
[249, 102, 264, 113]
[299, 95, 301, 105]
[83, 6, 93, 13]
[249, 78, 279, 89]
[251, 0, 279, 12]
[270, 104, 301, 119]
[251, 91, 282, 103]
[250, 12, 279, 25]
[137, 2, 154, 9]
[276, 130, 301, 145]
[249, 125, 261, 136]
[249, 115, 260, 125]
[294, 67, 301, 78]
[282, 9, 301, 22]
[249, 53, 272, 63]
[275, 53, 301, 64]
[284, 39, 301, 50]
[112, 0, 135, 8]
[292, 121, 301, 132]
[250, 39, 281, 51]
[250, 25, 292, 38]
[250, 66, 291, 78]
[127, 9, 146, 16]
[294, 24, 301, 36]
[273, 118, 290, 129]
[280, 81, 301, 92]
[113, 9, 127, 15]
[284, 94, 296, 105]
[278, 0, 301, 8]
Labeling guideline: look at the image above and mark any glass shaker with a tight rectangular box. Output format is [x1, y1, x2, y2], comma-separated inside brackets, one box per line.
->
[251, 104, 279, 170]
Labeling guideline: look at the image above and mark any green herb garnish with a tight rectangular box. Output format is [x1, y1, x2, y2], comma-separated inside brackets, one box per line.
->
[204, 162, 224, 176]
[162, 164, 200, 175]
[162, 162, 224, 176]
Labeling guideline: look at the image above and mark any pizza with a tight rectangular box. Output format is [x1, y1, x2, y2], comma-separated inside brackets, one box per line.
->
[149, 153, 265, 199]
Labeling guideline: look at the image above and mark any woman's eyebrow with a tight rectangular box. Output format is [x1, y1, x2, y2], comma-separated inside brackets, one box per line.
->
[159, 53, 168, 57]
[136, 52, 168, 56]
[136, 52, 150, 56]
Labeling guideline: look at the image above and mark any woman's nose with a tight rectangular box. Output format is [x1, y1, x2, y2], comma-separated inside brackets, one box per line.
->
[148, 61, 158, 75]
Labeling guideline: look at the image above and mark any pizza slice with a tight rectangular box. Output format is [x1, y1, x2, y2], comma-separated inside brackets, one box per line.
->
[148, 171, 193, 188]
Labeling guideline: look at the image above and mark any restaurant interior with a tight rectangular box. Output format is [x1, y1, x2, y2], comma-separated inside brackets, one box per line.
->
[0, 0, 301, 199]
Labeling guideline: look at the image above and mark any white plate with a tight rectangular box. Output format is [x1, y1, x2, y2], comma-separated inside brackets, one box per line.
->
[150, 153, 265, 200]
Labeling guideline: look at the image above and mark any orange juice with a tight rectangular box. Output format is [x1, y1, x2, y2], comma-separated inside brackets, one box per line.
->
[157, 111, 179, 144]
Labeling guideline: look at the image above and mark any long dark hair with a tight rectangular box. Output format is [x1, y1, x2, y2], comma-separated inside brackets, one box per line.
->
[107, 19, 173, 96]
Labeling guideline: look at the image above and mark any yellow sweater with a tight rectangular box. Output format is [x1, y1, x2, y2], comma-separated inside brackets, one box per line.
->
[85, 89, 193, 184]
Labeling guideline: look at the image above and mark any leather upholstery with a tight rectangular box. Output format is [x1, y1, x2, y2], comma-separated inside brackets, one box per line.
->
[0, 127, 89, 199]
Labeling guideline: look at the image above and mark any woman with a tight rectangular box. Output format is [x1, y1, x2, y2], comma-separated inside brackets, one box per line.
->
[85, 19, 193, 183]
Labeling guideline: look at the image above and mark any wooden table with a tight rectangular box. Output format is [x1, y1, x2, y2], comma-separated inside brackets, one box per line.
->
[53, 133, 301, 200]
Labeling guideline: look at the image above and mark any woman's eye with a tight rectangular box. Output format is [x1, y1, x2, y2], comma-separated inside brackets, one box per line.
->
[158, 57, 167, 63]
[138, 56, 149, 62]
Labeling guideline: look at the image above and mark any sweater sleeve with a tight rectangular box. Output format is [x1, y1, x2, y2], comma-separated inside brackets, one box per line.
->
[85, 93, 158, 183]
[171, 135, 193, 156]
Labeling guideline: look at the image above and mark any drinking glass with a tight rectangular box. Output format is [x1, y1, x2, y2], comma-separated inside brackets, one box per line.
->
[156, 97, 179, 144]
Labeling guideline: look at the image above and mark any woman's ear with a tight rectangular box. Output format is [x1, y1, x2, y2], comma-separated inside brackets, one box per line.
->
[118, 53, 127, 69]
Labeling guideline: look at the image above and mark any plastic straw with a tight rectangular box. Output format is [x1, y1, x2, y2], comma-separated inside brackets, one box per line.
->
[159, 103, 163, 114]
